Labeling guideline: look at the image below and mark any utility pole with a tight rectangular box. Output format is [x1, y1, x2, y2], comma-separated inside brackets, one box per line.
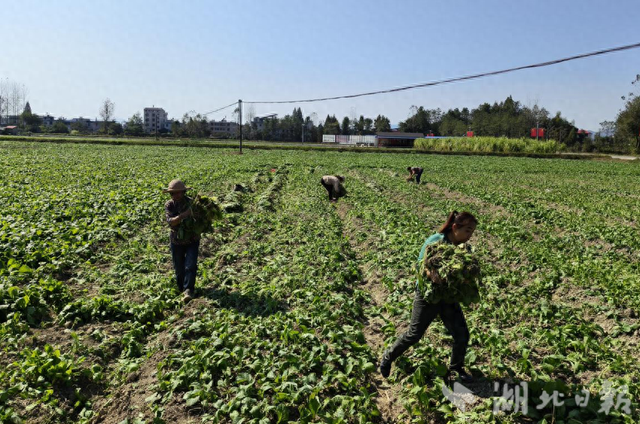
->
[238, 99, 243, 154]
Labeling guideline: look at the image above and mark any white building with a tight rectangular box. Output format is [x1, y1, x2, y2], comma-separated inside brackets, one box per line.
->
[144, 107, 168, 134]
[42, 114, 55, 127]
[209, 119, 238, 135]
[64, 117, 104, 133]
[252, 113, 278, 131]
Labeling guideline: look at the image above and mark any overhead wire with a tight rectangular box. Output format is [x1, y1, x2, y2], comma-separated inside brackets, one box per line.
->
[202, 101, 238, 116]
[241, 41, 640, 105]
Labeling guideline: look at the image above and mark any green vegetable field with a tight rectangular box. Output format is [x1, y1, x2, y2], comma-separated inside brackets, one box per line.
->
[0, 140, 638, 423]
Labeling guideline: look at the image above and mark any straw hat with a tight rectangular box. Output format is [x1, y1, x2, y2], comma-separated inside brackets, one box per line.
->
[162, 179, 192, 193]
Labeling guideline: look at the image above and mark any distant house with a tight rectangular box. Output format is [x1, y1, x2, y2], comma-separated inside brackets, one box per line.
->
[69, 117, 92, 132]
[209, 119, 238, 136]
[144, 107, 168, 134]
[252, 114, 278, 131]
[55, 117, 110, 133]
[42, 115, 55, 127]
[88, 119, 102, 133]
[0, 115, 20, 126]
[1, 126, 18, 135]
[376, 132, 424, 148]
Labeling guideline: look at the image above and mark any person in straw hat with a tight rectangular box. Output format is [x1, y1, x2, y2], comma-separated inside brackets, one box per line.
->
[163, 179, 199, 303]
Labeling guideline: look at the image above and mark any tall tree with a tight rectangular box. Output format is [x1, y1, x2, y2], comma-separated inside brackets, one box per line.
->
[111, 122, 124, 135]
[323, 115, 340, 135]
[124, 113, 144, 136]
[599, 120, 616, 137]
[71, 119, 89, 134]
[21, 109, 42, 132]
[244, 104, 257, 140]
[615, 74, 640, 151]
[363, 117, 373, 134]
[341, 116, 351, 135]
[0, 80, 28, 125]
[354, 116, 365, 134]
[440, 109, 467, 136]
[51, 120, 69, 134]
[374, 115, 391, 132]
[399, 106, 439, 134]
[180, 113, 210, 138]
[99, 98, 115, 135]
[292, 107, 304, 141]
[304, 116, 317, 144]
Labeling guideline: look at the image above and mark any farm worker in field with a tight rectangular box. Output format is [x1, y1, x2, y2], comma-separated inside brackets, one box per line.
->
[379, 211, 478, 382]
[407, 166, 424, 184]
[163, 179, 199, 304]
[320, 175, 347, 202]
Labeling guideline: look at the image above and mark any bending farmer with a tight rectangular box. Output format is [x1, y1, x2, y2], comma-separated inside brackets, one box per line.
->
[407, 167, 424, 184]
[320, 175, 347, 202]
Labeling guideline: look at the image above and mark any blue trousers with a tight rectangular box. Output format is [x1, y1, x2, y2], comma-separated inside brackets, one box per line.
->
[170, 239, 200, 292]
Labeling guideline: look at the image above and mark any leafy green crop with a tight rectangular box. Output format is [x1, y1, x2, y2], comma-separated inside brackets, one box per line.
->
[178, 194, 223, 239]
[0, 139, 638, 423]
[417, 242, 481, 305]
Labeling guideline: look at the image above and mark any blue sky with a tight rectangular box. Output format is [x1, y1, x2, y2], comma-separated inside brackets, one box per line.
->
[2, 0, 639, 130]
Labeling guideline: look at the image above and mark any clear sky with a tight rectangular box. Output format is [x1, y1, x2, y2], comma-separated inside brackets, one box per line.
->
[2, 0, 639, 131]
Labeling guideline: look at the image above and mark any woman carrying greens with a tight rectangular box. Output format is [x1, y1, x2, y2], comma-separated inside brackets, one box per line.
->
[379, 211, 478, 382]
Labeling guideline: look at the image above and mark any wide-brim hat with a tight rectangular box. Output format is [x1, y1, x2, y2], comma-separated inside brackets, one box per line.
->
[162, 179, 192, 193]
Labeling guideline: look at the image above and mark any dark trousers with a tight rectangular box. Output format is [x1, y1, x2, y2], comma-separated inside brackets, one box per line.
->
[415, 172, 422, 184]
[383, 290, 469, 369]
[321, 179, 333, 199]
[170, 239, 200, 292]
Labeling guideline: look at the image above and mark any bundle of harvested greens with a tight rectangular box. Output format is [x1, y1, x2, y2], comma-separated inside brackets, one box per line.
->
[417, 242, 481, 305]
[221, 191, 243, 213]
[177, 194, 223, 240]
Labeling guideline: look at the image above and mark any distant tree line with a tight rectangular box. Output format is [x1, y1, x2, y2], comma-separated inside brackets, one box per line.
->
[238, 93, 638, 152]
[239, 107, 392, 143]
[238, 98, 586, 147]
[396, 97, 587, 149]
[5, 71, 639, 153]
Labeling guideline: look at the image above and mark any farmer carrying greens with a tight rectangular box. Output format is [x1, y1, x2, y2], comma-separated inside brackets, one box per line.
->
[164, 179, 200, 303]
[379, 211, 478, 382]
[320, 175, 347, 202]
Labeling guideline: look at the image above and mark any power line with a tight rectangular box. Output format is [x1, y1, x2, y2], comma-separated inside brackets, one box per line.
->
[244, 41, 640, 105]
[202, 101, 238, 116]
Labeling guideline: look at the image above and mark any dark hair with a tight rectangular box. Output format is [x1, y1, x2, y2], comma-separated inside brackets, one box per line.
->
[438, 210, 478, 234]
[336, 175, 345, 182]
[407, 166, 412, 171]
